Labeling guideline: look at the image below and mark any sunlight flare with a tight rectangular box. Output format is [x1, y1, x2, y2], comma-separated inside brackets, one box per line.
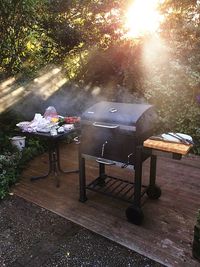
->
[0, 77, 16, 90]
[34, 68, 62, 84]
[36, 77, 68, 100]
[142, 36, 168, 70]
[0, 66, 67, 113]
[124, 0, 164, 38]
[0, 86, 27, 113]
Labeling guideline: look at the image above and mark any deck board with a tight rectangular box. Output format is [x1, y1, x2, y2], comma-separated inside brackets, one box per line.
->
[13, 143, 200, 267]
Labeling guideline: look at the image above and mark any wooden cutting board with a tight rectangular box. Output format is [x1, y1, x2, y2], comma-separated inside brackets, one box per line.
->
[143, 139, 193, 155]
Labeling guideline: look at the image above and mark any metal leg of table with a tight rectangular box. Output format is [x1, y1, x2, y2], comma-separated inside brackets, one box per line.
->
[79, 155, 87, 202]
[30, 140, 78, 187]
[57, 141, 79, 174]
[51, 144, 60, 187]
[30, 141, 59, 186]
[30, 146, 53, 182]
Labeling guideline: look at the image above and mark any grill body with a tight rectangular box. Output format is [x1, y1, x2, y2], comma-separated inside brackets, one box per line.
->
[79, 101, 161, 225]
[80, 101, 157, 165]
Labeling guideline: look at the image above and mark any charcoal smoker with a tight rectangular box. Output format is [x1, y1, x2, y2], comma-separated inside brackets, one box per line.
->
[79, 101, 161, 225]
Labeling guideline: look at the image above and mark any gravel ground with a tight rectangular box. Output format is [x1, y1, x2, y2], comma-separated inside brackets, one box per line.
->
[0, 196, 164, 267]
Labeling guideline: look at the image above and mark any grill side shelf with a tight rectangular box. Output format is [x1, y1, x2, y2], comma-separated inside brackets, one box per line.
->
[86, 175, 147, 203]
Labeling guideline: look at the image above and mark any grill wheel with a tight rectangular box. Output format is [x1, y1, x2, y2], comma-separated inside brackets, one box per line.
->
[146, 185, 162, 199]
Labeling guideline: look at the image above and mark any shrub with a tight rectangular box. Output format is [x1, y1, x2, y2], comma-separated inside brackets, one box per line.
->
[0, 138, 47, 200]
[0, 151, 21, 199]
[143, 61, 200, 154]
[0, 117, 47, 200]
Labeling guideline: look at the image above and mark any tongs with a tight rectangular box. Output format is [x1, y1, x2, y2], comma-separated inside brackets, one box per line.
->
[167, 133, 194, 145]
[149, 133, 194, 145]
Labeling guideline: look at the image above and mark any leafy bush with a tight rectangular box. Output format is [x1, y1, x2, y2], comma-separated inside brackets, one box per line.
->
[0, 110, 47, 200]
[143, 62, 200, 154]
[0, 135, 46, 200]
[0, 151, 21, 199]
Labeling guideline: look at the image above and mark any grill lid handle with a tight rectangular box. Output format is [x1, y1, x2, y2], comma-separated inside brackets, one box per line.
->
[109, 107, 118, 113]
[96, 158, 116, 165]
[93, 122, 119, 129]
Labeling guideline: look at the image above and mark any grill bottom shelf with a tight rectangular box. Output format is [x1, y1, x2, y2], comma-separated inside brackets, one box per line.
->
[86, 175, 147, 203]
[79, 147, 162, 225]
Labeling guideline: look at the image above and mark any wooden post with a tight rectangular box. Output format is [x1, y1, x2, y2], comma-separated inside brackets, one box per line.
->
[192, 209, 200, 261]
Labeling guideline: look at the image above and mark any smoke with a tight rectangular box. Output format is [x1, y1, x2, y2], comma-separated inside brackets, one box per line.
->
[0, 58, 151, 122]
[0, 65, 112, 120]
[142, 35, 169, 75]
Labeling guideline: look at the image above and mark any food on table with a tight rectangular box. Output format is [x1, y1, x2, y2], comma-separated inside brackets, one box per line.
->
[51, 117, 59, 123]
[64, 116, 81, 124]
[58, 116, 80, 126]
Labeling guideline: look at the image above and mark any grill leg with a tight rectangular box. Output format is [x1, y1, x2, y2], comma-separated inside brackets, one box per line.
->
[99, 163, 105, 176]
[146, 154, 161, 199]
[149, 155, 157, 186]
[126, 146, 144, 225]
[79, 155, 87, 202]
[133, 146, 143, 207]
[97, 163, 106, 186]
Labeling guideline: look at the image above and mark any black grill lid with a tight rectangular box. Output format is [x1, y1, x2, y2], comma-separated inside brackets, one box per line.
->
[81, 101, 155, 127]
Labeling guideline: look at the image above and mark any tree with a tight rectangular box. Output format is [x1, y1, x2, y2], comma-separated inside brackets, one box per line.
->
[142, 0, 200, 149]
[0, 0, 47, 76]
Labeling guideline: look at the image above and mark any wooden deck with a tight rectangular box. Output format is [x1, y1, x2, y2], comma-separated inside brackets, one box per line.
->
[13, 142, 200, 267]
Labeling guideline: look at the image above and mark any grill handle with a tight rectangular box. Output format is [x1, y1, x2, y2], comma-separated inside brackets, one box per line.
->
[96, 158, 116, 165]
[121, 153, 134, 168]
[93, 122, 119, 129]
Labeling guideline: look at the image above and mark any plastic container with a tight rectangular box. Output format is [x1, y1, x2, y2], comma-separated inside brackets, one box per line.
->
[43, 106, 58, 121]
[10, 136, 26, 151]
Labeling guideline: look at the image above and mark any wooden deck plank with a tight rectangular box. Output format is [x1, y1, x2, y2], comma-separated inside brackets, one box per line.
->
[13, 143, 200, 267]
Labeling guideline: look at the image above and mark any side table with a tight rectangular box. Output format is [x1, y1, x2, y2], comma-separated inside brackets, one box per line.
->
[126, 139, 193, 224]
[22, 129, 79, 187]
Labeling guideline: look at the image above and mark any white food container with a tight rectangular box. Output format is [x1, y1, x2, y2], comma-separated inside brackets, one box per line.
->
[10, 136, 26, 151]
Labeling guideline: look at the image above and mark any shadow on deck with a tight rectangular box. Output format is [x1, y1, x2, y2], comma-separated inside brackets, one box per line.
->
[13, 142, 200, 267]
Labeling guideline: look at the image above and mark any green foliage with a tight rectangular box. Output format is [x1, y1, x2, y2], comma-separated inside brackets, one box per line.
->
[0, 0, 81, 78]
[0, 110, 46, 200]
[0, 134, 46, 200]
[0, 0, 45, 76]
[0, 151, 21, 199]
[0, 0, 200, 154]
[142, 1, 200, 152]
[76, 41, 143, 91]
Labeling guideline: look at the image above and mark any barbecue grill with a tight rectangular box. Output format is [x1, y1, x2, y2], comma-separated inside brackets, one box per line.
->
[79, 101, 161, 225]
